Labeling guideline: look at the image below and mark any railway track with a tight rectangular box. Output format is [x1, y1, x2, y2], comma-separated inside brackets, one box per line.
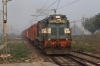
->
[25, 40, 52, 62]
[29, 42, 87, 66]
[25, 40, 82, 66]
[33, 46, 100, 66]
[72, 51, 100, 60]
[49, 55, 83, 66]
[24, 38, 100, 66]
[69, 51, 100, 66]
[33, 45, 54, 62]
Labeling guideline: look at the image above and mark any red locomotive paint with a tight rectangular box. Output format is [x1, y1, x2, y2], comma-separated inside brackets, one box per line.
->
[44, 38, 72, 48]
[33, 24, 38, 41]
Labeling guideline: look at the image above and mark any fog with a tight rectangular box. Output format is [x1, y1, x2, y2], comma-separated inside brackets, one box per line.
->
[0, 0, 100, 35]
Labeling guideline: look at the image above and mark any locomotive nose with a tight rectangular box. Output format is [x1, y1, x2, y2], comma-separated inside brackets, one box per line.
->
[66, 43, 71, 48]
[46, 42, 51, 48]
[56, 42, 61, 48]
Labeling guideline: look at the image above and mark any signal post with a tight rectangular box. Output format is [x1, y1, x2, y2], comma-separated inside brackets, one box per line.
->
[2, 0, 11, 59]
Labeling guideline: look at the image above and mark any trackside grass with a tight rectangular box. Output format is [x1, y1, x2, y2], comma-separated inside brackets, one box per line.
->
[0, 42, 29, 61]
[8, 43, 29, 59]
[72, 33, 100, 55]
[0, 41, 3, 45]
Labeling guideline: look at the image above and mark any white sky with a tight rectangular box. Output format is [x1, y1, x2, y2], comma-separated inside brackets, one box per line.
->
[0, 0, 100, 34]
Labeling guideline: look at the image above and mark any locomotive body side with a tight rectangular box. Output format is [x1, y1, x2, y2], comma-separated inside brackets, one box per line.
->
[33, 24, 38, 41]
[28, 24, 38, 42]
[25, 29, 29, 38]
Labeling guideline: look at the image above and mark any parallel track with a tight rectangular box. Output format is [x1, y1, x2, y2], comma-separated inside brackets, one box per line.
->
[69, 51, 100, 66]
[49, 55, 82, 66]
[72, 51, 100, 60]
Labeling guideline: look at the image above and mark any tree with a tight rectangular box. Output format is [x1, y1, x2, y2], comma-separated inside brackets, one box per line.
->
[93, 13, 100, 29]
[84, 17, 97, 35]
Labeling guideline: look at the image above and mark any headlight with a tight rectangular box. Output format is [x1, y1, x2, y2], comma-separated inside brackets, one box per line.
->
[64, 28, 70, 33]
[66, 38, 68, 41]
[47, 28, 51, 33]
[48, 38, 51, 41]
[42, 28, 51, 33]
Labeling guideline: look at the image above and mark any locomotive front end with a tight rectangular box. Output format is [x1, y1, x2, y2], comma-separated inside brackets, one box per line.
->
[43, 15, 72, 54]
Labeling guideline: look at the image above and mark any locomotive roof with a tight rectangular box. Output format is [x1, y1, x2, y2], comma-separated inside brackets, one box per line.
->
[50, 14, 64, 16]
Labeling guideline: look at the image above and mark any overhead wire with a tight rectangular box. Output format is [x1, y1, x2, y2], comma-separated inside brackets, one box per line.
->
[40, 0, 59, 16]
[31, 0, 50, 22]
[47, 0, 80, 16]
[32, 0, 80, 24]
[56, 0, 61, 10]
[36, 0, 59, 16]
[45, 0, 58, 11]
[34, 0, 50, 15]
[33, 0, 59, 21]
[57, 0, 80, 10]
[41, 0, 50, 9]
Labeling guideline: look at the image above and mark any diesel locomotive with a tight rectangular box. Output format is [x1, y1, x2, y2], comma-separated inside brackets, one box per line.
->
[22, 14, 72, 54]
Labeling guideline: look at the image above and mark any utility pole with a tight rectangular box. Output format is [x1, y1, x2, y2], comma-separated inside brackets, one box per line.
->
[70, 20, 82, 36]
[2, 0, 11, 60]
[11, 25, 14, 35]
[0, 10, 3, 40]
[52, 9, 56, 14]
[74, 20, 75, 36]
[82, 15, 84, 38]
[0, 10, 2, 23]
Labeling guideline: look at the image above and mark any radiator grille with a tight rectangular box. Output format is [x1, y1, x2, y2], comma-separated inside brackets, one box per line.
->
[51, 28, 57, 36]
[59, 28, 64, 35]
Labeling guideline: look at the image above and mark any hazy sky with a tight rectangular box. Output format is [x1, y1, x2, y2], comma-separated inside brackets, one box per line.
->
[0, 0, 100, 34]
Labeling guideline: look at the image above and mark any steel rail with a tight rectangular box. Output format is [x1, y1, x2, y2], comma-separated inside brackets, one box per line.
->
[70, 53, 100, 66]
[72, 51, 100, 60]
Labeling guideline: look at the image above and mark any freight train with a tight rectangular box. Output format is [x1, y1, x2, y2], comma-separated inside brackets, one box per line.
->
[22, 14, 72, 54]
